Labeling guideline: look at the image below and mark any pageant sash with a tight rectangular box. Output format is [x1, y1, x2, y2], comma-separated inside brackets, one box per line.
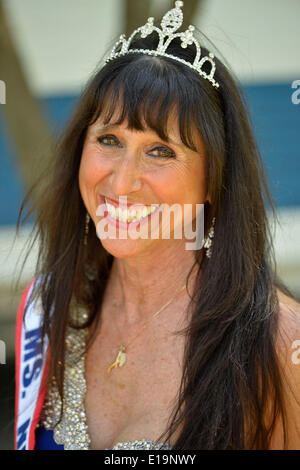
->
[14, 278, 50, 450]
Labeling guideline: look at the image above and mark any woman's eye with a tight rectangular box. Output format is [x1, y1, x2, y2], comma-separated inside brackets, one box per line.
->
[98, 135, 120, 146]
[148, 146, 176, 159]
[97, 137, 175, 159]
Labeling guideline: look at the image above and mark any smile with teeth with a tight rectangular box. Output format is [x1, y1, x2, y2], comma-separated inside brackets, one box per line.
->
[104, 197, 158, 223]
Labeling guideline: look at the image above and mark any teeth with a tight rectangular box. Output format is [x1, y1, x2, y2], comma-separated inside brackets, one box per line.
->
[104, 198, 157, 222]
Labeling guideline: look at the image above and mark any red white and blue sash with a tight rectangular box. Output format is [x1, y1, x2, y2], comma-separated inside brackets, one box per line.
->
[14, 279, 50, 450]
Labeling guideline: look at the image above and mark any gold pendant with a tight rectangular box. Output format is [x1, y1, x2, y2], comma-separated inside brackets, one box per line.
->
[107, 345, 126, 373]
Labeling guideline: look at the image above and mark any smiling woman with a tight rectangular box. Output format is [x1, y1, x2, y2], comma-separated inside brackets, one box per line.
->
[15, 1, 300, 451]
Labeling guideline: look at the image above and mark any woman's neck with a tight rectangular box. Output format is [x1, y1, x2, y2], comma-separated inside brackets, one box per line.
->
[104, 241, 198, 326]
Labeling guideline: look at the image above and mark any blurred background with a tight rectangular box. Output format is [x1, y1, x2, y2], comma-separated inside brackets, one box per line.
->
[0, 0, 299, 450]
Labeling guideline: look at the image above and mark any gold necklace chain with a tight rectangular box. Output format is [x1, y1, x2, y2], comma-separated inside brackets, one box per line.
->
[107, 282, 187, 373]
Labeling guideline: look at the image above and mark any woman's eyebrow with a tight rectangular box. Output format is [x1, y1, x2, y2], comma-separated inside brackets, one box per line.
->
[92, 123, 184, 148]
[93, 123, 118, 133]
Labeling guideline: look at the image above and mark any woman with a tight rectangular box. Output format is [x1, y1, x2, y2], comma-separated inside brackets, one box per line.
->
[14, 1, 300, 450]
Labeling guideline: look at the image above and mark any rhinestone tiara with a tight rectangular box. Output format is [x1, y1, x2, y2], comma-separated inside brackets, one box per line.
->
[105, 0, 219, 89]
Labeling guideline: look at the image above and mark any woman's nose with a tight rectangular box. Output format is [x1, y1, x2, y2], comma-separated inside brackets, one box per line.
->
[110, 153, 142, 195]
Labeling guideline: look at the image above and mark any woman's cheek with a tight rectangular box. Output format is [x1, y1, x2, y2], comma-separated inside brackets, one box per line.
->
[80, 145, 103, 183]
[78, 148, 97, 201]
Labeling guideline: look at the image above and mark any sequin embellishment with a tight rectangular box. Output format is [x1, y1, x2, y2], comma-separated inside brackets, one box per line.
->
[40, 326, 91, 450]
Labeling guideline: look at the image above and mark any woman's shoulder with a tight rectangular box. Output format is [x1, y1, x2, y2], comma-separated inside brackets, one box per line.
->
[276, 288, 300, 346]
[271, 288, 300, 449]
[275, 288, 300, 371]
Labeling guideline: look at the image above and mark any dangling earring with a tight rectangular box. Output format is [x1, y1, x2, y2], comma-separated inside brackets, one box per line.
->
[203, 217, 215, 258]
[84, 212, 90, 245]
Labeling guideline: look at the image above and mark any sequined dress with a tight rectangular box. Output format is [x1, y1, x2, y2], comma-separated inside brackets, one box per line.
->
[38, 320, 172, 450]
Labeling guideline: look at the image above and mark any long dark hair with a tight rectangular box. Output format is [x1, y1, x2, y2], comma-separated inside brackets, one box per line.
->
[17, 31, 295, 449]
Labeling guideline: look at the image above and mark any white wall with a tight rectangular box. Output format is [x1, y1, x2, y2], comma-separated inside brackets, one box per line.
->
[3, 0, 124, 95]
[3, 0, 300, 95]
[198, 0, 300, 84]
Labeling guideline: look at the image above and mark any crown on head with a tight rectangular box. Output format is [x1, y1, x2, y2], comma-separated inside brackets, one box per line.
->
[105, 0, 219, 89]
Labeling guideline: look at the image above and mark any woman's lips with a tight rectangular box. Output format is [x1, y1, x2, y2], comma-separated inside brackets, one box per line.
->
[99, 194, 159, 211]
[97, 194, 160, 229]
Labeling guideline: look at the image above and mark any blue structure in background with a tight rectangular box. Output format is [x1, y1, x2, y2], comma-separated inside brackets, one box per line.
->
[243, 83, 300, 207]
[0, 82, 299, 226]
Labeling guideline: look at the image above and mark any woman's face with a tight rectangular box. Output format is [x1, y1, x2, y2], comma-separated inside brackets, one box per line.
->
[79, 109, 209, 258]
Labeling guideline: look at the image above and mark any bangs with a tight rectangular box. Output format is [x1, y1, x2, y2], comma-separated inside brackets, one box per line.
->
[89, 56, 204, 151]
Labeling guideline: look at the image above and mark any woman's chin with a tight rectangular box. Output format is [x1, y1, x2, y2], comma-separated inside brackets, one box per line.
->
[98, 236, 154, 259]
